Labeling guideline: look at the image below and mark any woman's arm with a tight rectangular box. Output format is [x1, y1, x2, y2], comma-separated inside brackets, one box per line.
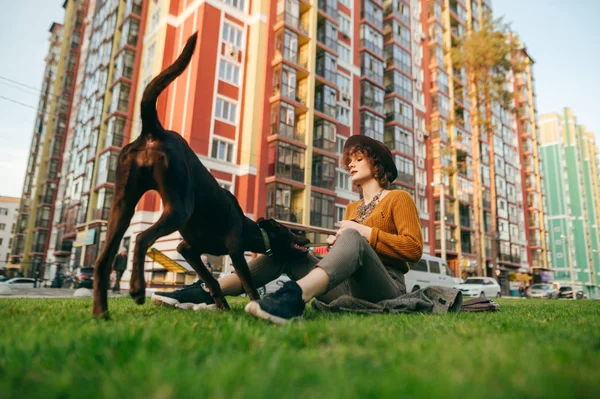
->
[368, 191, 423, 263]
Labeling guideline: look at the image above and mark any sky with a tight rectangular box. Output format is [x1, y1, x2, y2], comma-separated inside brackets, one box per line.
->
[0, 1, 599, 198]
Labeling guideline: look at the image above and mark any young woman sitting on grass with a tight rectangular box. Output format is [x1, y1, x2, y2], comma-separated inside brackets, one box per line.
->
[153, 135, 423, 323]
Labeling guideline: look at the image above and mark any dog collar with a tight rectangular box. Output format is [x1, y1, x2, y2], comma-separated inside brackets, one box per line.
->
[259, 228, 273, 257]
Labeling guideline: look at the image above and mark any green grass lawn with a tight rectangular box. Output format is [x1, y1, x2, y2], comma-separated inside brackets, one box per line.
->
[0, 297, 599, 399]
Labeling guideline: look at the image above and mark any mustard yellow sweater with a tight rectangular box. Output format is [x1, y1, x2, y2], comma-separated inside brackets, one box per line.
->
[344, 190, 423, 273]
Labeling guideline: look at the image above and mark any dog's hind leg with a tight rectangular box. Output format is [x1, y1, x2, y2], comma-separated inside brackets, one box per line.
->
[177, 241, 230, 310]
[130, 210, 189, 304]
[93, 188, 143, 319]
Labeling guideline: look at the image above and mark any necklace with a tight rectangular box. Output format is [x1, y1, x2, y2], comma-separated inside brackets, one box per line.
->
[355, 190, 384, 223]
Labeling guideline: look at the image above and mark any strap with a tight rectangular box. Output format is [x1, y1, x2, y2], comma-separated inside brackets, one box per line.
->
[259, 228, 273, 257]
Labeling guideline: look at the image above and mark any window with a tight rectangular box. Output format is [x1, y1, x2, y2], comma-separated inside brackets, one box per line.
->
[222, 0, 246, 12]
[0, 238, 3, 246]
[336, 136, 347, 155]
[335, 205, 346, 225]
[338, 43, 351, 65]
[219, 181, 232, 192]
[310, 191, 335, 229]
[336, 169, 351, 191]
[315, 84, 337, 118]
[0, 208, 7, 215]
[339, 0, 351, 7]
[429, 260, 440, 274]
[215, 97, 237, 124]
[421, 225, 429, 243]
[268, 141, 305, 182]
[411, 259, 428, 272]
[211, 138, 234, 162]
[0, 223, 6, 231]
[312, 154, 336, 190]
[218, 59, 240, 85]
[338, 14, 351, 36]
[360, 111, 384, 142]
[337, 105, 351, 126]
[144, 42, 156, 69]
[150, 6, 161, 31]
[222, 22, 243, 48]
[336, 73, 351, 95]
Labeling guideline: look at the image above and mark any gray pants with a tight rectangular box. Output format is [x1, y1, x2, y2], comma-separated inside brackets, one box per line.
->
[247, 229, 406, 303]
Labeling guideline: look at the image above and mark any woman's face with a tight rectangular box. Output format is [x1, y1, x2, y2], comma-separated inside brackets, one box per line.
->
[347, 152, 373, 185]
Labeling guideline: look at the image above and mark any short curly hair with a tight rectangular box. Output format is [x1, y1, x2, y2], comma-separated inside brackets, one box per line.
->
[342, 144, 392, 189]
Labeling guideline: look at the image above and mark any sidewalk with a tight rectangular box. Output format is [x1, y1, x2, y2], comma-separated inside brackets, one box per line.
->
[0, 286, 127, 299]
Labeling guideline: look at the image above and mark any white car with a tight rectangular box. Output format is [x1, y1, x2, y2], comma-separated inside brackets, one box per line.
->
[406, 255, 457, 292]
[458, 277, 501, 298]
[0, 277, 36, 288]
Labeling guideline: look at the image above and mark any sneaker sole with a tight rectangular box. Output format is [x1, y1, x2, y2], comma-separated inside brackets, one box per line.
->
[151, 294, 179, 308]
[176, 302, 217, 311]
[244, 301, 301, 325]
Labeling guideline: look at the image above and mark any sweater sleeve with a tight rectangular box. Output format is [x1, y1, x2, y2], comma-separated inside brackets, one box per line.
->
[368, 191, 423, 264]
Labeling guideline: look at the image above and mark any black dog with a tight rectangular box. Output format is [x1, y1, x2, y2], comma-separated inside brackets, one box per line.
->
[92, 32, 310, 318]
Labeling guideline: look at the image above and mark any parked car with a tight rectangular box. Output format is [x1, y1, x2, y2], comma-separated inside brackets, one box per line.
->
[558, 286, 587, 300]
[73, 267, 94, 289]
[458, 277, 501, 298]
[0, 277, 36, 288]
[0, 275, 8, 283]
[406, 255, 457, 292]
[527, 283, 559, 299]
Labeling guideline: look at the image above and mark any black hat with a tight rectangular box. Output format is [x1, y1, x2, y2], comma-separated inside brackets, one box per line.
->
[343, 135, 398, 183]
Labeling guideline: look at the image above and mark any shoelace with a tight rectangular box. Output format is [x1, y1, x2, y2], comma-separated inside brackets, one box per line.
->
[179, 280, 205, 292]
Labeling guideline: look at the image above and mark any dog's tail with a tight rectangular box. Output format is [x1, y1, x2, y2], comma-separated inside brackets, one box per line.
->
[140, 32, 198, 138]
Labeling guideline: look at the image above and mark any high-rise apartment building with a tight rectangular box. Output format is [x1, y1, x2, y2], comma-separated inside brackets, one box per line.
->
[11, 0, 86, 277]
[16, 0, 551, 291]
[512, 46, 551, 281]
[0, 196, 20, 275]
[539, 108, 600, 299]
[47, 0, 146, 277]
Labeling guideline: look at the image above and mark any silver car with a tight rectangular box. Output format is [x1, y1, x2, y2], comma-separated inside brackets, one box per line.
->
[527, 283, 559, 299]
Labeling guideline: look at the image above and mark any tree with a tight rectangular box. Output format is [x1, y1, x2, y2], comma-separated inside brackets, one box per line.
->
[449, 12, 524, 280]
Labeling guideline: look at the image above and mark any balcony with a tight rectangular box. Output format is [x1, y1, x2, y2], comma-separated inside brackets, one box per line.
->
[318, 0, 338, 20]
[384, 44, 411, 75]
[315, 84, 337, 118]
[316, 51, 337, 84]
[361, 81, 385, 114]
[271, 102, 306, 142]
[313, 119, 336, 152]
[267, 205, 303, 224]
[361, 9, 383, 28]
[384, 0, 410, 26]
[385, 98, 413, 129]
[312, 154, 336, 191]
[92, 207, 111, 220]
[277, 9, 309, 36]
[268, 141, 306, 183]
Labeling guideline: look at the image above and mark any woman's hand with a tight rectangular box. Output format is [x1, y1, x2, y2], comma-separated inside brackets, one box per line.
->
[326, 235, 337, 246]
[337, 220, 372, 241]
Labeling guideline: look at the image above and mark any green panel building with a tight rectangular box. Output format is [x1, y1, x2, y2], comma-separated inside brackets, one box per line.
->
[539, 108, 600, 298]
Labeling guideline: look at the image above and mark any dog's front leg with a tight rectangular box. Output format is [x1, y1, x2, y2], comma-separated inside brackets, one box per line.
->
[230, 252, 260, 301]
[177, 241, 230, 310]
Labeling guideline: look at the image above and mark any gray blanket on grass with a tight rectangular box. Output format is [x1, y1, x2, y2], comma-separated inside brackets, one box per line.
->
[312, 286, 463, 314]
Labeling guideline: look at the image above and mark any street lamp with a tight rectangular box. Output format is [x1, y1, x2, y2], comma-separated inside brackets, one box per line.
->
[560, 234, 576, 299]
[431, 180, 446, 262]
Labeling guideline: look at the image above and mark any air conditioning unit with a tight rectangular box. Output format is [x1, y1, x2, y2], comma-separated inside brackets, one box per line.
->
[226, 43, 240, 59]
[341, 89, 351, 104]
[417, 157, 425, 169]
[417, 131, 424, 142]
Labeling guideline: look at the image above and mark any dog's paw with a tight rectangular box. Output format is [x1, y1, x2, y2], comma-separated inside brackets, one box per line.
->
[130, 289, 146, 305]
